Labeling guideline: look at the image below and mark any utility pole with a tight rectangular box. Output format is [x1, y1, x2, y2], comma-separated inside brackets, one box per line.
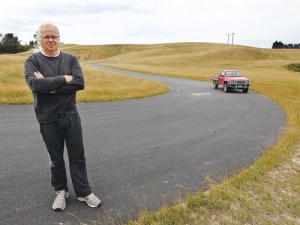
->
[227, 33, 235, 46]
[227, 34, 230, 46]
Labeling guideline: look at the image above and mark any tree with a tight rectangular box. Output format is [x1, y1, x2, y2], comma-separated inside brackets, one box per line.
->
[0, 33, 22, 53]
[32, 31, 38, 48]
[294, 43, 300, 49]
[272, 41, 300, 49]
[33, 31, 38, 43]
[0, 33, 32, 53]
[1, 33, 20, 45]
[29, 40, 35, 47]
[272, 41, 284, 49]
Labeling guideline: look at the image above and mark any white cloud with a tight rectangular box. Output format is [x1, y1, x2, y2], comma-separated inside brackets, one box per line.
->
[0, 0, 300, 48]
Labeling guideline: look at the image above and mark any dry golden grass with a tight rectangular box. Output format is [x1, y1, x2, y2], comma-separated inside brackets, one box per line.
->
[78, 64, 169, 102]
[0, 48, 169, 105]
[0, 54, 33, 104]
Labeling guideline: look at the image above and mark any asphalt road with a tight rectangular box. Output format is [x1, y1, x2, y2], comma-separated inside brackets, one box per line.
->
[0, 65, 286, 224]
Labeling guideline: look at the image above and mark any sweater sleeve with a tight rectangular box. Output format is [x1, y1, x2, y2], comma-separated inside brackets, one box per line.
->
[24, 55, 66, 93]
[55, 56, 84, 94]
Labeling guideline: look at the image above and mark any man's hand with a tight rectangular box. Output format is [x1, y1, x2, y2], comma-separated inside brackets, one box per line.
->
[34, 71, 44, 78]
[64, 75, 73, 83]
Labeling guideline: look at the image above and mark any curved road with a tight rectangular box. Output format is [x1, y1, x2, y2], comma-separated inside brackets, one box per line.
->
[0, 65, 286, 224]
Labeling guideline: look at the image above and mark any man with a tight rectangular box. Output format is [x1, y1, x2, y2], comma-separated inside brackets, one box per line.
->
[24, 23, 101, 211]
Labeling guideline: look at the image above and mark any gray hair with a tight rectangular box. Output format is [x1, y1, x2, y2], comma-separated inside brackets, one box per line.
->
[37, 23, 60, 42]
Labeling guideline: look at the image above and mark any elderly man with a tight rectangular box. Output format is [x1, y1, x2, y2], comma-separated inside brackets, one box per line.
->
[24, 23, 101, 211]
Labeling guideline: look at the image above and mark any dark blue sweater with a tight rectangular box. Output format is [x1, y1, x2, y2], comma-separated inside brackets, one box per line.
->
[24, 51, 84, 123]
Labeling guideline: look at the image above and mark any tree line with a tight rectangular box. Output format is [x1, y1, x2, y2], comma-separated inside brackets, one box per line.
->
[272, 41, 300, 49]
[0, 33, 37, 54]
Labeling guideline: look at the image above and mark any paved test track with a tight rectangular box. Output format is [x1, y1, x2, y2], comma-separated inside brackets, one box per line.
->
[0, 64, 286, 224]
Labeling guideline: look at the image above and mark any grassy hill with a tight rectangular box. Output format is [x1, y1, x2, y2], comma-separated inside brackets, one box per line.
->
[1, 43, 300, 224]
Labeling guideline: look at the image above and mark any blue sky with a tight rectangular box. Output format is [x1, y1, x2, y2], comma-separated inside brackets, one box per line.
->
[1, 0, 300, 48]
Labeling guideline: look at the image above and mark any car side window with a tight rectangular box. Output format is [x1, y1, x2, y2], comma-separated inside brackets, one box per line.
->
[221, 71, 225, 76]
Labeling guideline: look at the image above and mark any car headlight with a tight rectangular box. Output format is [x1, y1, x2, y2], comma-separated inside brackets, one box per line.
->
[230, 80, 235, 83]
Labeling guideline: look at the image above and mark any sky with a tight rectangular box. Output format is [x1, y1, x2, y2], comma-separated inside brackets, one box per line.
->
[1, 0, 300, 49]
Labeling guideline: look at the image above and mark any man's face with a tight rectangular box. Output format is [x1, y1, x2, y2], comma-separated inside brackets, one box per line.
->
[40, 25, 60, 55]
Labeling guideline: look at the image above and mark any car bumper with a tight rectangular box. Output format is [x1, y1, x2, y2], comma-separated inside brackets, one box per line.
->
[227, 83, 250, 89]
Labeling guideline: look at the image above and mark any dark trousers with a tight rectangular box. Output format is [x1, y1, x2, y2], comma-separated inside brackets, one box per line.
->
[40, 113, 92, 197]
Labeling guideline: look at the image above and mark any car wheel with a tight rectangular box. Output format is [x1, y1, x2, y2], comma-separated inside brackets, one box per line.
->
[224, 83, 229, 93]
[213, 81, 218, 89]
[243, 88, 249, 93]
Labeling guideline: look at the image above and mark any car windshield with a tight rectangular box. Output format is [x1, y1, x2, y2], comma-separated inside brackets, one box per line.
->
[226, 71, 242, 77]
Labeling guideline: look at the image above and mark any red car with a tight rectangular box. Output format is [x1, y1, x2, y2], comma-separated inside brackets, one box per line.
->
[211, 70, 251, 93]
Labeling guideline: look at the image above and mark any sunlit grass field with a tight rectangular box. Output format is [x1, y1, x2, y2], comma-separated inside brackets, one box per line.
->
[1, 43, 300, 224]
[0, 48, 169, 104]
